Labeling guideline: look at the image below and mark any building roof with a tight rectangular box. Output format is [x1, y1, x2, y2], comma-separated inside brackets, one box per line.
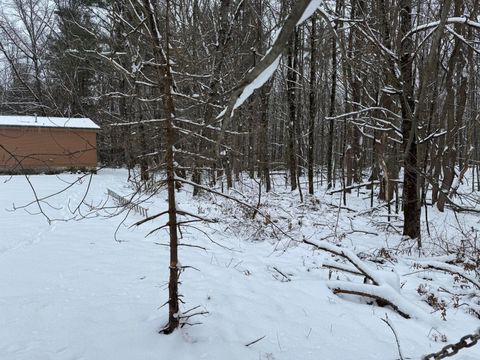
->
[0, 116, 100, 130]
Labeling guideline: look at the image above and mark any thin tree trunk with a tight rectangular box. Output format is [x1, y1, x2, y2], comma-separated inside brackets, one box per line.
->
[399, 0, 420, 241]
[144, 0, 179, 334]
[286, 31, 298, 191]
[326, 8, 339, 190]
[259, 83, 272, 192]
[308, 15, 317, 195]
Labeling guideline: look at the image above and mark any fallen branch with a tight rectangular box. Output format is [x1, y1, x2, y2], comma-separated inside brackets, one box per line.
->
[413, 260, 480, 290]
[327, 181, 380, 195]
[304, 239, 430, 320]
[304, 239, 379, 284]
[323, 259, 364, 277]
[328, 281, 427, 320]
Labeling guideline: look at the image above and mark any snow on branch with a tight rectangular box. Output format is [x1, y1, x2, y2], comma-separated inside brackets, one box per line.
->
[304, 240, 432, 321]
[327, 181, 380, 195]
[297, 0, 322, 25]
[412, 260, 480, 291]
[403, 16, 480, 41]
[325, 106, 401, 121]
[322, 259, 364, 276]
[327, 281, 426, 320]
[418, 129, 447, 144]
[217, 0, 323, 119]
[305, 239, 381, 284]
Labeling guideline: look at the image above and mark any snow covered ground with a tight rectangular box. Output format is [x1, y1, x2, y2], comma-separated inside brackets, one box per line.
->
[0, 169, 479, 360]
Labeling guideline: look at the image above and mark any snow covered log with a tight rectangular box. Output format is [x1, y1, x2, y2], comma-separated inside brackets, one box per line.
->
[305, 240, 430, 321]
[327, 281, 427, 320]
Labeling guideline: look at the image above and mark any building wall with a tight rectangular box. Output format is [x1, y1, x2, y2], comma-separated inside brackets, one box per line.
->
[0, 126, 97, 172]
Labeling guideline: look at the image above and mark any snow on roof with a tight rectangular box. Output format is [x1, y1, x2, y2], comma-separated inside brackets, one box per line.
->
[0, 115, 100, 130]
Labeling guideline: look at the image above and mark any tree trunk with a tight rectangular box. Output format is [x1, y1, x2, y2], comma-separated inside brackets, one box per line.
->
[326, 18, 338, 190]
[259, 84, 272, 192]
[286, 30, 298, 191]
[144, 0, 179, 334]
[399, 0, 420, 241]
[308, 15, 317, 195]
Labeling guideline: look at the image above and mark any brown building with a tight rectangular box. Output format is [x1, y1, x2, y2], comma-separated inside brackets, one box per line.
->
[0, 115, 100, 173]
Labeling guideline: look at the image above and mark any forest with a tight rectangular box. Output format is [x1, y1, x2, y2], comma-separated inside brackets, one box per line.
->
[0, 0, 480, 359]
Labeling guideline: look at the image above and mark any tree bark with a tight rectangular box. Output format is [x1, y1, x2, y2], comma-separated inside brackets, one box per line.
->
[399, 0, 420, 241]
[143, 0, 179, 334]
[326, 11, 339, 190]
[286, 30, 298, 191]
[308, 15, 317, 195]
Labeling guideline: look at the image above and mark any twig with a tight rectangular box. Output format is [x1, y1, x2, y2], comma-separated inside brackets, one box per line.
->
[381, 314, 405, 360]
[272, 266, 291, 281]
[245, 335, 266, 347]
[327, 181, 380, 194]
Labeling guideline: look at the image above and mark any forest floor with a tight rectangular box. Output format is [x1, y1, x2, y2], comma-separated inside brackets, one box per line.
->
[0, 169, 479, 360]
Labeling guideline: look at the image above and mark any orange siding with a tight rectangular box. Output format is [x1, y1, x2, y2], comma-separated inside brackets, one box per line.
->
[0, 126, 97, 171]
